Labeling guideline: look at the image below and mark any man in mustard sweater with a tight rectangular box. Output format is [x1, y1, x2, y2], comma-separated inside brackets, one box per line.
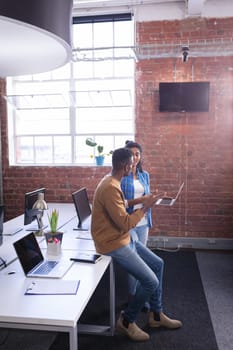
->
[91, 148, 182, 342]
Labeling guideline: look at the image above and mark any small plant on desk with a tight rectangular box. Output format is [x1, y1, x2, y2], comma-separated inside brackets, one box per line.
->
[45, 209, 63, 255]
[48, 209, 59, 234]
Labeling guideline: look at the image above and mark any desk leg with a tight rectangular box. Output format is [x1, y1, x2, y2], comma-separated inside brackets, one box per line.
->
[109, 259, 115, 335]
[69, 324, 78, 350]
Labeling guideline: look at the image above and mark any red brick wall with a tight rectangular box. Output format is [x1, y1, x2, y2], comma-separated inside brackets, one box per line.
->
[135, 17, 233, 238]
[0, 17, 232, 239]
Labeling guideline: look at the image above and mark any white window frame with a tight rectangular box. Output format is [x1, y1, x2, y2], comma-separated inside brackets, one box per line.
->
[6, 14, 135, 166]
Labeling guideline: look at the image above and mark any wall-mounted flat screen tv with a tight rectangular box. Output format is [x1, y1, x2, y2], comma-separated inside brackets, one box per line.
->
[159, 82, 210, 112]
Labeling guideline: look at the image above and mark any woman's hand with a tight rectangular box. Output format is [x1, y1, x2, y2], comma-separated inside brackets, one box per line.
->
[142, 190, 164, 203]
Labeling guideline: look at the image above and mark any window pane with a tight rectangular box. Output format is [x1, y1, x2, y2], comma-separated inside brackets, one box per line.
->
[73, 61, 93, 78]
[94, 60, 113, 78]
[114, 21, 134, 46]
[54, 136, 72, 164]
[114, 59, 135, 77]
[15, 109, 70, 135]
[94, 22, 113, 48]
[7, 16, 134, 166]
[76, 107, 133, 134]
[35, 137, 53, 164]
[73, 23, 93, 49]
[16, 137, 34, 164]
[75, 135, 113, 165]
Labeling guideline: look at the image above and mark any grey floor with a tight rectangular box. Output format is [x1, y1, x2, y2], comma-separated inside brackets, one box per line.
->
[196, 251, 233, 350]
[0, 250, 232, 350]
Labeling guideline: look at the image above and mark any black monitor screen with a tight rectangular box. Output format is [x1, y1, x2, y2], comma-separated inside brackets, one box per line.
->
[24, 188, 46, 226]
[72, 188, 91, 229]
[13, 232, 43, 275]
[159, 82, 210, 112]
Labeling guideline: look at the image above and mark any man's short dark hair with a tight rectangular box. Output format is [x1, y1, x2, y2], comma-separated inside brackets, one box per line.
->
[112, 148, 132, 171]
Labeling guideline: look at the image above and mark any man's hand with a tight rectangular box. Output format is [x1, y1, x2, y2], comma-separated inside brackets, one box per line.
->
[143, 193, 162, 211]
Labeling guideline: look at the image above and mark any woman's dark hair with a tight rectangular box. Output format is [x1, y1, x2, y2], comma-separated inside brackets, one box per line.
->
[112, 148, 132, 171]
[125, 140, 143, 172]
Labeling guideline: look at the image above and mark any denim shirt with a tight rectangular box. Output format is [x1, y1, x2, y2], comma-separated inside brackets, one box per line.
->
[121, 169, 152, 228]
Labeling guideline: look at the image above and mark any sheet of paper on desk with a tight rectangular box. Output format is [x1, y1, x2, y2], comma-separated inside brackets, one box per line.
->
[25, 279, 80, 295]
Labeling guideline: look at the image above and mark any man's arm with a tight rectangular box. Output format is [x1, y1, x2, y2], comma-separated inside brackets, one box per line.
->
[103, 184, 144, 232]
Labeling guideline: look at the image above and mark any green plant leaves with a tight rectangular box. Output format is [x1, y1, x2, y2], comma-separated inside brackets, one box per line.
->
[85, 138, 97, 147]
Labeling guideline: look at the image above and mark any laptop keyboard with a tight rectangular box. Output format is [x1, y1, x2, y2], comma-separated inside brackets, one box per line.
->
[34, 261, 58, 275]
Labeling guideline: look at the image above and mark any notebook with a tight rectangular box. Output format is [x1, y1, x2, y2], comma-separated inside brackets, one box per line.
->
[156, 182, 185, 206]
[13, 232, 73, 278]
[70, 253, 102, 264]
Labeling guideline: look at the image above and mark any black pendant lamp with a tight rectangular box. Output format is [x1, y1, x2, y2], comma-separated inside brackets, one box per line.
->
[0, 0, 73, 77]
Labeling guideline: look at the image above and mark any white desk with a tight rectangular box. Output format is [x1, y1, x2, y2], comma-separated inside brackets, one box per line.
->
[2, 203, 76, 236]
[0, 203, 77, 269]
[0, 208, 116, 350]
[40, 216, 96, 252]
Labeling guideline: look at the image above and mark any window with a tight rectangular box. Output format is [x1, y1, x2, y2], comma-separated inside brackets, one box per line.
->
[6, 14, 135, 166]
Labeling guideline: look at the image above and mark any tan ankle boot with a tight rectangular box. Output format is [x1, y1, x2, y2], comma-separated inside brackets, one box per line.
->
[149, 311, 182, 329]
[117, 313, 150, 341]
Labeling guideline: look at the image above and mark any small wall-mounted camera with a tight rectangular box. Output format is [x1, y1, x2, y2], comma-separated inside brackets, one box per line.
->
[182, 46, 189, 62]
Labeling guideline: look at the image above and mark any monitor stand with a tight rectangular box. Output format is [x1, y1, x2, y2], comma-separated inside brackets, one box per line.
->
[25, 224, 48, 231]
[73, 222, 89, 231]
[73, 226, 89, 231]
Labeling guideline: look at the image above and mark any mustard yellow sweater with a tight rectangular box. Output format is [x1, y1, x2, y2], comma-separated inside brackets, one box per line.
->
[91, 175, 145, 254]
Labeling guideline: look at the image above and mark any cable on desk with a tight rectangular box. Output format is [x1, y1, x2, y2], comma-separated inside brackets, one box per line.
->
[0, 256, 7, 268]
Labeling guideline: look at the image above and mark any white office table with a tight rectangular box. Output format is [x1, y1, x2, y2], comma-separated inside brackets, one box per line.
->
[2, 202, 76, 236]
[0, 206, 116, 350]
[0, 250, 115, 350]
[0, 203, 77, 269]
[40, 216, 96, 252]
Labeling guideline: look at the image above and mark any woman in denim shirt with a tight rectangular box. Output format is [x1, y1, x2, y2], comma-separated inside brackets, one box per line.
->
[121, 141, 153, 245]
[121, 140, 156, 299]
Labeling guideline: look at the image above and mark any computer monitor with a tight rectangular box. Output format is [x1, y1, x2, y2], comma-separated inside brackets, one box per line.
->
[24, 188, 47, 230]
[72, 188, 91, 231]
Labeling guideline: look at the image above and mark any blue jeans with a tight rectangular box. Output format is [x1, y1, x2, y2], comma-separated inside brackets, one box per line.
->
[130, 224, 149, 246]
[128, 225, 149, 295]
[106, 241, 164, 323]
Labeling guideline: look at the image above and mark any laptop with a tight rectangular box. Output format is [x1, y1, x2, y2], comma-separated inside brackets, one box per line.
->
[156, 182, 184, 206]
[13, 232, 73, 278]
[72, 188, 92, 240]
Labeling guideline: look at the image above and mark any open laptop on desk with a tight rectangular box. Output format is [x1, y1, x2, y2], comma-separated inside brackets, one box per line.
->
[13, 232, 73, 278]
[72, 187, 92, 240]
[156, 182, 184, 206]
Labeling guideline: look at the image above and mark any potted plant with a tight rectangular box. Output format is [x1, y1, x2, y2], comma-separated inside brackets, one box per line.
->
[85, 137, 112, 166]
[45, 209, 63, 255]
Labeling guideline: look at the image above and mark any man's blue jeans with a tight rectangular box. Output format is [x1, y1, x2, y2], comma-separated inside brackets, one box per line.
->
[130, 224, 149, 246]
[128, 225, 149, 295]
[106, 241, 164, 323]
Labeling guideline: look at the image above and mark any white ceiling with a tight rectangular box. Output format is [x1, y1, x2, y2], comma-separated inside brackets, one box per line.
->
[72, 0, 233, 19]
[72, 0, 233, 61]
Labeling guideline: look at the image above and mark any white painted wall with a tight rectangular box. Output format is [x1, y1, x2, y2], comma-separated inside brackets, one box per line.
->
[73, 0, 233, 20]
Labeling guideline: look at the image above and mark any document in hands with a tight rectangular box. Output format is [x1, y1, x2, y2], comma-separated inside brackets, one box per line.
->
[156, 182, 184, 206]
[25, 279, 80, 295]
